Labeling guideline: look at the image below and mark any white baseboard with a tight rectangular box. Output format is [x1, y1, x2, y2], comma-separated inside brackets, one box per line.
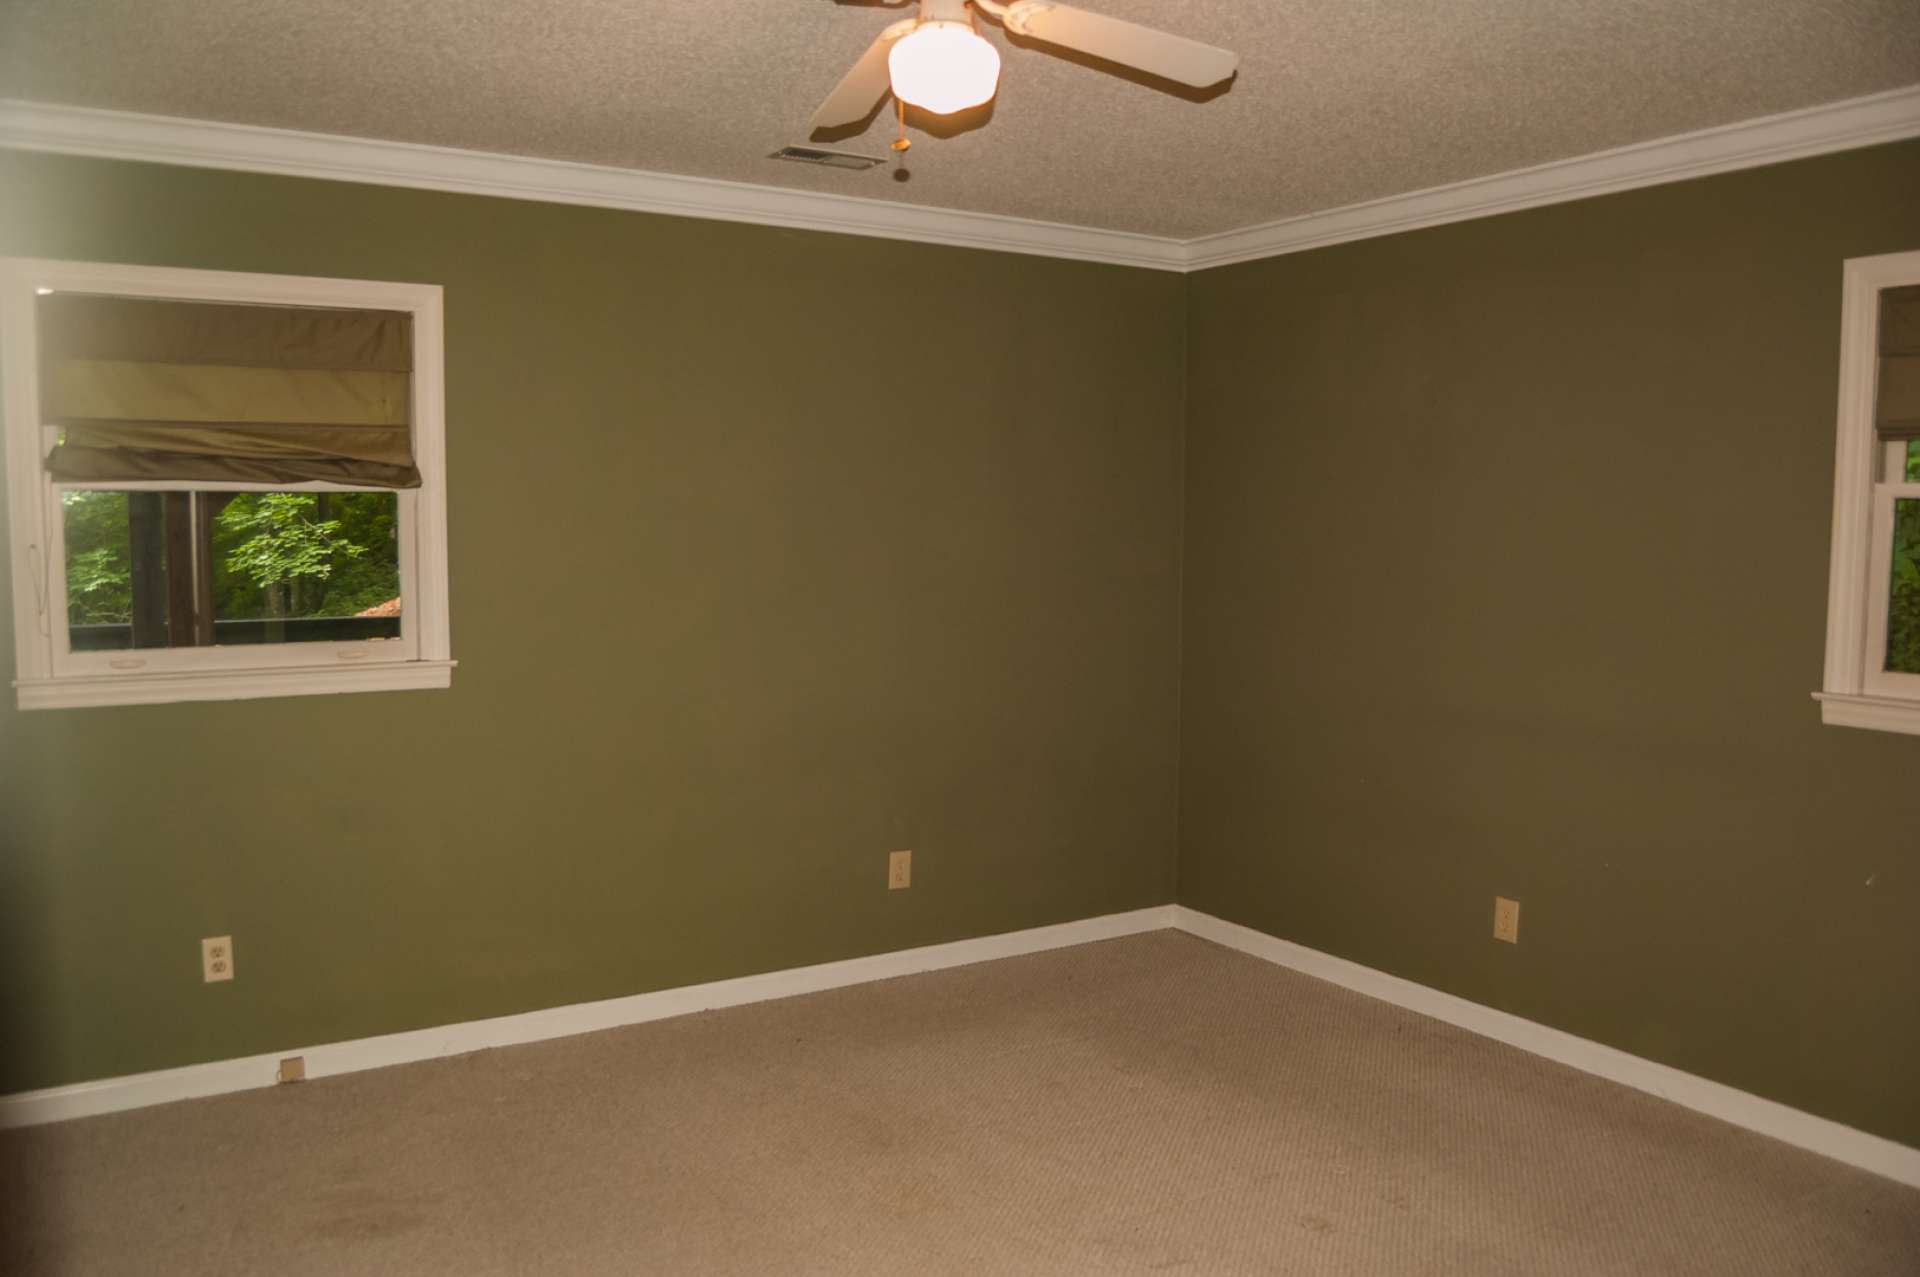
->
[9, 899, 1915, 1193]
[0, 904, 1175, 1129]
[1171, 906, 1920, 1190]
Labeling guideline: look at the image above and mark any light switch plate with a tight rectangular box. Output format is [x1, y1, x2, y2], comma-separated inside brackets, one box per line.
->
[888, 850, 912, 890]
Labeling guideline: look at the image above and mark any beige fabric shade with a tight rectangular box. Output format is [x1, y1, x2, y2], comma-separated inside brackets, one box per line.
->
[1878, 284, 1920, 443]
[39, 294, 420, 487]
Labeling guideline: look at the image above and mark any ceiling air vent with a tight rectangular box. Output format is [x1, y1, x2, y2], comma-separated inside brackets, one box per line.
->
[769, 146, 887, 172]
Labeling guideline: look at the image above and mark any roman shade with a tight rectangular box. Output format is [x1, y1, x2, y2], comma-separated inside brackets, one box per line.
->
[1878, 284, 1920, 443]
[39, 294, 420, 487]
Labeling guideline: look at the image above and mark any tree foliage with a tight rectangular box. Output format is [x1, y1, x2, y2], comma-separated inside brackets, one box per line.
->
[62, 489, 399, 628]
[1889, 448, 1920, 673]
[217, 493, 364, 589]
[60, 491, 133, 624]
[213, 493, 372, 618]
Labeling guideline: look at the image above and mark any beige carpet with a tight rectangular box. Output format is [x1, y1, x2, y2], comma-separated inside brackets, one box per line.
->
[2, 930, 1915, 1275]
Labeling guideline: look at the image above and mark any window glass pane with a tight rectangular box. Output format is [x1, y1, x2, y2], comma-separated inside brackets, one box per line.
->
[1891, 497, 1920, 675]
[1907, 439, 1919, 482]
[63, 490, 401, 652]
[208, 492, 401, 643]
[62, 490, 139, 648]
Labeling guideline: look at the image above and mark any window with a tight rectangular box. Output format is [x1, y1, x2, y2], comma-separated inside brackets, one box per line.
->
[2, 259, 452, 709]
[1817, 250, 1920, 735]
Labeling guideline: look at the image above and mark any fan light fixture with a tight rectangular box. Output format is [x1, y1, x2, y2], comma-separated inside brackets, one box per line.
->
[888, 20, 1001, 115]
[807, 0, 1238, 139]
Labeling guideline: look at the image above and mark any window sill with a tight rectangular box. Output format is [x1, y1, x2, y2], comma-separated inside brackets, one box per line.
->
[1813, 691, 1920, 737]
[15, 659, 455, 711]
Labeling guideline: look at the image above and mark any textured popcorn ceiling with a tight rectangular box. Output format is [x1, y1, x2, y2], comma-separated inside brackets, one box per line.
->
[1, 0, 1916, 239]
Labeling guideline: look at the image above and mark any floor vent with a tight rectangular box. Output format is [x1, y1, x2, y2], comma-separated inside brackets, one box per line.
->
[769, 145, 887, 171]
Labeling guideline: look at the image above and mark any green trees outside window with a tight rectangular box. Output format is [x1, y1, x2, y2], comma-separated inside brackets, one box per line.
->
[61, 490, 135, 624]
[212, 492, 397, 620]
[61, 490, 400, 633]
[1889, 440, 1920, 675]
[1892, 488, 1920, 675]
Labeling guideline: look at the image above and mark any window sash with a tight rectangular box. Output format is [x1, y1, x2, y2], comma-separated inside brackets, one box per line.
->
[45, 480, 421, 678]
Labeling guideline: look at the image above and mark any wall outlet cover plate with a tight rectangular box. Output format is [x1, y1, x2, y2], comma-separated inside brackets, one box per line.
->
[1493, 897, 1520, 944]
[202, 935, 235, 982]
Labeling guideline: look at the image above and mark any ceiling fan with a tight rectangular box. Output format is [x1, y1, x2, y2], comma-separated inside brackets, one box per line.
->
[809, 0, 1238, 132]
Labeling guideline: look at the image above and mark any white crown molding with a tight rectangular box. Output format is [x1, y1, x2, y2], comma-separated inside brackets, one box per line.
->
[1172, 907, 1920, 1190]
[4, 87, 1918, 273]
[0, 905, 1175, 1127]
[1185, 84, 1920, 270]
[0, 99, 1189, 272]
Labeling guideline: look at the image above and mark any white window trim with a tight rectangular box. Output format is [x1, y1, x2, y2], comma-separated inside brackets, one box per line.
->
[1816, 248, 1920, 736]
[2, 258, 454, 710]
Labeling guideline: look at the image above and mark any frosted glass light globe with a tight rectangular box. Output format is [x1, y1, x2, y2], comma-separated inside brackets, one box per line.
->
[888, 21, 1001, 115]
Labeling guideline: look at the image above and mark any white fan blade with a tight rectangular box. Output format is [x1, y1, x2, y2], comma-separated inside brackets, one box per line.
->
[1002, 2, 1237, 88]
[809, 25, 907, 130]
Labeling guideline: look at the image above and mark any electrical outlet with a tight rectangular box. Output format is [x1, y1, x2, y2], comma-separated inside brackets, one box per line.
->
[888, 850, 912, 890]
[202, 935, 235, 982]
[1493, 897, 1520, 944]
[276, 1056, 306, 1084]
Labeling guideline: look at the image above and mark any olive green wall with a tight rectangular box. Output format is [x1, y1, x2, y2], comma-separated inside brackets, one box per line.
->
[5, 138, 1918, 1147]
[0, 151, 1187, 1093]
[1179, 140, 1920, 1146]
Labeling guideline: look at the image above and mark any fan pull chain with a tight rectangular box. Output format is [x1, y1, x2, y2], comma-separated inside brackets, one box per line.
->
[890, 97, 912, 154]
